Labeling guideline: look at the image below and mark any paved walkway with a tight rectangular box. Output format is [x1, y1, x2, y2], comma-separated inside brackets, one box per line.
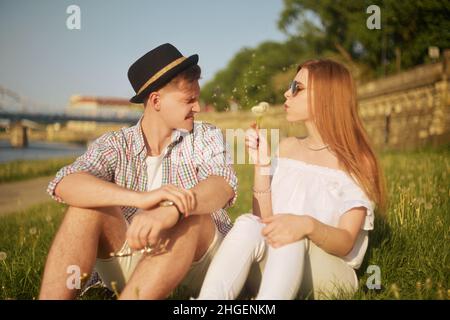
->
[0, 176, 54, 216]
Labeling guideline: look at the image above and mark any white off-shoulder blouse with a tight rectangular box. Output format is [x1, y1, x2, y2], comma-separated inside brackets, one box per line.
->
[270, 157, 375, 269]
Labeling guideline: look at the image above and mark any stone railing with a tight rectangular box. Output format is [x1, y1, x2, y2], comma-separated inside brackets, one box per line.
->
[358, 50, 450, 149]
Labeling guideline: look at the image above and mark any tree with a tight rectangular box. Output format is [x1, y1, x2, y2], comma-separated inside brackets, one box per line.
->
[278, 0, 450, 77]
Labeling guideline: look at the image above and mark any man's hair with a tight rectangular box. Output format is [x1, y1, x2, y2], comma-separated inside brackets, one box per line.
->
[169, 64, 201, 88]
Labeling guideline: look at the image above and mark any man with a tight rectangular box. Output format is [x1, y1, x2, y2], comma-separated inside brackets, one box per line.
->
[39, 43, 237, 300]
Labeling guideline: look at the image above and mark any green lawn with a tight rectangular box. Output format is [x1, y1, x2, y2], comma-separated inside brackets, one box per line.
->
[0, 148, 448, 300]
[0, 157, 76, 183]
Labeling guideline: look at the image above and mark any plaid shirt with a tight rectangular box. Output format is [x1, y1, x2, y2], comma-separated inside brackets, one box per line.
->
[47, 116, 237, 235]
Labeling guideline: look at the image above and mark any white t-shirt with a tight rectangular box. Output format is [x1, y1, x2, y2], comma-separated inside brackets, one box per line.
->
[145, 148, 166, 191]
[270, 157, 375, 269]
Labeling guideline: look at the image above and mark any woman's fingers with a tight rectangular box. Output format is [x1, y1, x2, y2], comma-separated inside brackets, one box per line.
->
[245, 131, 259, 152]
[246, 128, 258, 139]
[262, 222, 276, 236]
[246, 140, 258, 150]
[266, 234, 282, 248]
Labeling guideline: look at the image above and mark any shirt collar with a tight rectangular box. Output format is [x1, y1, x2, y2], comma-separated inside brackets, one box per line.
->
[131, 115, 188, 158]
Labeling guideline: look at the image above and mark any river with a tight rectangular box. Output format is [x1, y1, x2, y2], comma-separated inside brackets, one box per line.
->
[0, 140, 86, 163]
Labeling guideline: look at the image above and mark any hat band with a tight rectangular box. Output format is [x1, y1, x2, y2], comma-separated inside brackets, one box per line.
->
[137, 56, 187, 95]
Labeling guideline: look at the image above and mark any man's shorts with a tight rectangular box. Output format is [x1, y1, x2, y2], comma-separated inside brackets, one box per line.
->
[95, 224, 224, 297]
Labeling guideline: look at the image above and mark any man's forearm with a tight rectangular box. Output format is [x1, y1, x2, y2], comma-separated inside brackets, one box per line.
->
[55, 172, 142, 208]
[189, 175, 234, 215]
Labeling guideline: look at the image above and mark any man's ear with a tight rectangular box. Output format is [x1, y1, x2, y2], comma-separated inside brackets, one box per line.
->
[148, 92, 161, 111]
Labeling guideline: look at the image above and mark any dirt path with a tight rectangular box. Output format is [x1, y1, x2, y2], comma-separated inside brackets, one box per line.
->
[0, 176, 54, 216]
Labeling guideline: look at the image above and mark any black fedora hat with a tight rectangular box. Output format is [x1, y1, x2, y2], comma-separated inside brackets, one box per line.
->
[128, 43, 199, 103]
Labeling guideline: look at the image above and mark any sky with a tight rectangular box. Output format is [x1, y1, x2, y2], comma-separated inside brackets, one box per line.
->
[0, 0, 287, 112]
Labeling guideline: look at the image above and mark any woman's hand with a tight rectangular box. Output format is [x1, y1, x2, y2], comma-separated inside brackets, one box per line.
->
[137, 184, 196, 216]
[245, 122, 271, 166]
[261, 214, 313, 248]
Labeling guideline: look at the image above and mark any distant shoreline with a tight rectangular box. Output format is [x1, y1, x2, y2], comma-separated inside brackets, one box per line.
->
[0, 140, 85, 164]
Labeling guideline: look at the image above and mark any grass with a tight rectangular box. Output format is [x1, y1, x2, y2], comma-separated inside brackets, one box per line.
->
[0, 147, 448, 300]
[0, 157, 76, 183]
[0, 202, 66, 299]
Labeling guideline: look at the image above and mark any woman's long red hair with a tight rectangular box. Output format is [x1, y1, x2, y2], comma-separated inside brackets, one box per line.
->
[300, 59, 387, 213]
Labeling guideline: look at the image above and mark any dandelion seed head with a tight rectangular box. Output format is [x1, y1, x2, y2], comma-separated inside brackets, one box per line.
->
[0, 252, 7, 261]
[29, 227, 37, 235]
[425, 278, 432, 289]
[390, 284, 400, 299]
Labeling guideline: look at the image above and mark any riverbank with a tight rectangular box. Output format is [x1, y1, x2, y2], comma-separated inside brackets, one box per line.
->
[0, 139, 84, 164]
[0, 157, 75, 183]
[0, 176, 54, 216]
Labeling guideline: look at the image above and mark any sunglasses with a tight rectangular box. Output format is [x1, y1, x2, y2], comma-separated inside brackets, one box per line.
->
[289, 80, 302, 96]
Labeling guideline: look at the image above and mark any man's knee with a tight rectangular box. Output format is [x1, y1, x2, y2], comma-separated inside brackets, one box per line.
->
[172, 214, 208, 237]
[59, 206, 126, 255]
[63, 206, 123, 225]
[160, 214, 214, 259]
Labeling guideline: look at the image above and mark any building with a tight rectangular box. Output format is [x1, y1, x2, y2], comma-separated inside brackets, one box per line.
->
[66, 95, 143, 131]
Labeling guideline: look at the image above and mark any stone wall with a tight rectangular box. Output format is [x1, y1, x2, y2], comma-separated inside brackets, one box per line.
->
[358, 50, 450, 150]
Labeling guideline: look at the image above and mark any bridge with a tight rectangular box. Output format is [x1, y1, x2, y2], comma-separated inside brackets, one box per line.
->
[0, 111, 141, 124]
[0, 87, 141, 148]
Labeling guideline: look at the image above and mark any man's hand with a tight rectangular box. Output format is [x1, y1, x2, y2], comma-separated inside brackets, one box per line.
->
[127, 206, 180, 250]
[261, 214, 313, 248]
[137, 184, 197, 216]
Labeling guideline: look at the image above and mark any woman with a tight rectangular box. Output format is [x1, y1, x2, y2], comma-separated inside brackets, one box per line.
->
[197, 59, 386, 300]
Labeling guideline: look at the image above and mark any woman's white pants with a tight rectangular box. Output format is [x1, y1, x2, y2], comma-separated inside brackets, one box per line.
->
[197, 214, 358, 300]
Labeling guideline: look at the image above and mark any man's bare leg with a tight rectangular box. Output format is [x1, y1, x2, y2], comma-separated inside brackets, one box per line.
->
[39, 206, 127, 299]
[119, 214, 215, 300]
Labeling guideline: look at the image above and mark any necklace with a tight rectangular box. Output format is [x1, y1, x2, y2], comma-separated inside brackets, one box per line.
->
[302, 138, 329, 151]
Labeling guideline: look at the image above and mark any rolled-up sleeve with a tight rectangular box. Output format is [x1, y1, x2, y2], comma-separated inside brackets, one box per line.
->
[196, 125, 238, 208]
[46, 133, 118, 203]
